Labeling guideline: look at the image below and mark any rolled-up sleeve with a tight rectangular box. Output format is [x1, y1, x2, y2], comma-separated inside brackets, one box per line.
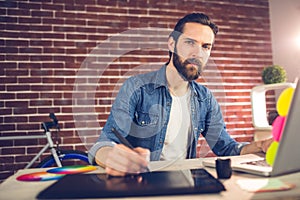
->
[88, 140, 115, 165]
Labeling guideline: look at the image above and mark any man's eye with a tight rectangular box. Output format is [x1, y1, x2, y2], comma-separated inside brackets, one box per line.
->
[202, 44, 211, 50]
[185, 40, 195, 45]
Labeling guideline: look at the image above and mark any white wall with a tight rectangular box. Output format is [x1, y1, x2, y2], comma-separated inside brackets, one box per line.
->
[269, 0, 300, 83]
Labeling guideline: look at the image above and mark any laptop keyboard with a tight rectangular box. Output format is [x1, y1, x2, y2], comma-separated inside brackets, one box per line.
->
[242, 159, 270, 167]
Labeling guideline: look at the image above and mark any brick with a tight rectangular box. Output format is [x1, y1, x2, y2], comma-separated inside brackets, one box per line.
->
[40, 92, 62, 99]
[53, 56, 75, 62]
[5, 69, 29, 76]
[4, 116, 28, 123]
[55, 11, 76, 19]
[0, 16, 18, 23]
[53, 99, 72, 106]
[5, 24, 31, 31]
[0, 109, 13, 116]
[1, 93, 16, 99]
[19, 17, 41, 24]
[5, 39, 29, 46]
[54, 70, 76, 76]
[30, 69, 53, 76]
[64, 4, 85, 11]
[37, 107, 60, 114]
[0, 137, 14, 146]
[66, 34, 87, 40]
[31, 10, 53, 17]
[42, 33, 65, 39]
[41, 62, 64, 69]
[66, 48, 87, 54]
[63, 137, 83, 144]
[53, 41, 75, 47]
[30, 85, 54, 91]
[0, 8, 5, 15]
[18, 77, 42, 84]
[42, 77, 64, 84]
[13, 107, 37, 115]
[18, 62, 41, 69]
[43, 47, 65, 54]
[19, 47, 42, 54]
[0, 1, 17, 8]
[0, 124, 15, 132]
[18, 2, 41, 10]
[29, 100, 53, 107]
[0, 31, 19, 38]
[5, 55, 29, 61]
[74, 0, 96, 5]
[1, 147, 25, 155]
[30, 55, 53, 61]
[15, 155, 35, 162]
[41, 3, 64, 10]
[19, 32, 43, 39]
[6, 85, 30, 91]
[1, 77, 17, 84]
[5, 101, 29, 108]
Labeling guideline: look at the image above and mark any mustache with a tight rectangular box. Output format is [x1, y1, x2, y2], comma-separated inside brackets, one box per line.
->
[183, 58, 202, 67]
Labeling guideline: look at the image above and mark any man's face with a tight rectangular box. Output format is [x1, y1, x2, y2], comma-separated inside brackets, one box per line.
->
[172, 22, 215, 81]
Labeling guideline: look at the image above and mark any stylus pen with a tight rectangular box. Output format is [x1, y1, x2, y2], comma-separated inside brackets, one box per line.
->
[111, 128, 150, 172]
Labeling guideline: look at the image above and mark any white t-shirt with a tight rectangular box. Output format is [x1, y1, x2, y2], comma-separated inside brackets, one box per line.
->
[160, 88, 192, 160]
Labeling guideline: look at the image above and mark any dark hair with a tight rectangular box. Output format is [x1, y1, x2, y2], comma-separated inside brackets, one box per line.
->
[167, 13, 218, 63]
[170, 13, 218, 41]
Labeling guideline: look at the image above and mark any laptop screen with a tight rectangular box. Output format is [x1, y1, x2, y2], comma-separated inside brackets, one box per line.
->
[272, 79, 300, 176]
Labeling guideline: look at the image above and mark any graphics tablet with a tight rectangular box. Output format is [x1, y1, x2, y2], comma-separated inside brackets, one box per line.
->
[37, 168, 225, 199]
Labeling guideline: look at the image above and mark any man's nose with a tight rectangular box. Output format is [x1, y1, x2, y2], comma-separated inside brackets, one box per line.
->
[191, 45, 204, 58]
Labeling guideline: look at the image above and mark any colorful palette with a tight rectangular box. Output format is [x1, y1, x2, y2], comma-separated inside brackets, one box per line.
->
[47, 165, 97, 175]
[16, 165, 97, 182]
[16, 172, 64, 182]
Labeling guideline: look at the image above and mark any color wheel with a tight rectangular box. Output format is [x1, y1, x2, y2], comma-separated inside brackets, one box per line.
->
[47, 165, 97, 174]
[16, 172, 64, 182]
[16, 165, 97, 182]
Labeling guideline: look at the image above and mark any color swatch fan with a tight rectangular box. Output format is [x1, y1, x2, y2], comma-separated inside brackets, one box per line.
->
[16, 172, 64, 182]
[47, 165, 97, 174]
[16, 165, 97, 182]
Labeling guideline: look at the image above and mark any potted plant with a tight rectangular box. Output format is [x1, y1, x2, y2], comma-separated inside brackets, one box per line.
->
[261, 65, 287, 84]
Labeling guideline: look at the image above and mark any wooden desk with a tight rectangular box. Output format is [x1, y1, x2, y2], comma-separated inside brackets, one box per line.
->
[0, 158, 300, 200]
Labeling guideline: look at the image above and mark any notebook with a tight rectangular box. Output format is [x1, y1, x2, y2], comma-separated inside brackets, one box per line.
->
[37, 168, 225, 199]
[203, 79, 300, 177]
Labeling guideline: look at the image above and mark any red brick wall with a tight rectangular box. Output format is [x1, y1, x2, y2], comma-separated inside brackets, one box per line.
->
[0, 0, 274, 181]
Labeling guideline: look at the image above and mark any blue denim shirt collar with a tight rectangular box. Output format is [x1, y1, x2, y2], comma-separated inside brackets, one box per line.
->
[151, 65, 203, 101]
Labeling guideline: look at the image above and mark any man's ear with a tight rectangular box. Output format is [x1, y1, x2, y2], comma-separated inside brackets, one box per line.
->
[168, 36, 175, 53]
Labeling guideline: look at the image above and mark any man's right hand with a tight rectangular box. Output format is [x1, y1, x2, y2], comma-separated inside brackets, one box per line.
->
[95, 144, 150, 176]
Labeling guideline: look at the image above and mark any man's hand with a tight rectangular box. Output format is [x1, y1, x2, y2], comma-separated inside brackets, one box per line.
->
[260, 138, 273, 153]
[95, 144, 150, 176]
[240, 138, 273, 155]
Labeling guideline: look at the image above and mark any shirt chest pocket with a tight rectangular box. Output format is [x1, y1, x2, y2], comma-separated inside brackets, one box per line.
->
[135, 111, 159, 126]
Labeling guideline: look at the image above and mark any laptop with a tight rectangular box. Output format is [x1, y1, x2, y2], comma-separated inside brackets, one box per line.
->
[37, 168, 225, 199]
[203, 79, 300, 177]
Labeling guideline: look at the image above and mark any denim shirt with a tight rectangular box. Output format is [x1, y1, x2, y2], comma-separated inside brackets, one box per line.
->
[89, 65, 248, 163]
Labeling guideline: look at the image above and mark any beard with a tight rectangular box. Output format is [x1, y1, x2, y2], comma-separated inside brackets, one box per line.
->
[172, 49, 204, 82]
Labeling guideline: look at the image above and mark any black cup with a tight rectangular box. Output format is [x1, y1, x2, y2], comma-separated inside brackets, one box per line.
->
[216, 158, 232, 179]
